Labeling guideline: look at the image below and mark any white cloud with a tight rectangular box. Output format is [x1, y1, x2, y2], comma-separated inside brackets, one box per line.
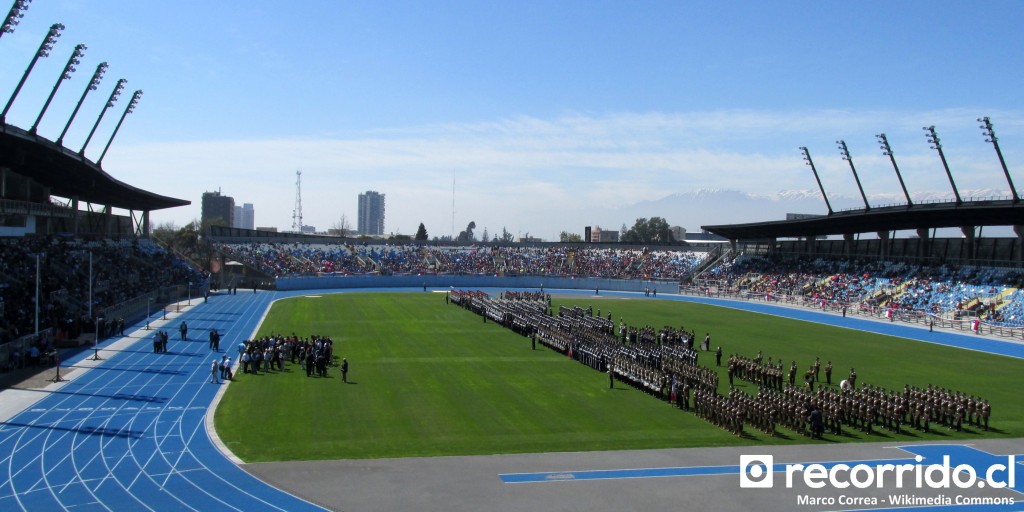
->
[102, 108, 1024, 239]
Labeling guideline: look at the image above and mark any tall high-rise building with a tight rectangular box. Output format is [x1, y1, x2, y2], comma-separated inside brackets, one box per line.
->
[358, 191, 385, 235]
[201, 190, 234, 227]
[233, 203, 255, 230]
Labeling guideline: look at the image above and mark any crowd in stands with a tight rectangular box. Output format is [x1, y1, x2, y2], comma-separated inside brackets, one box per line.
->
[449, 290, 993, 440]
[216, 240, 1024, 328]
[0, 236, 206, 347]
[700, 254, 1024, 328]
[214, 242, 708, 281]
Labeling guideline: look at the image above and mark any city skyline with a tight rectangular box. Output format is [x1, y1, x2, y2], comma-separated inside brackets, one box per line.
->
[1, 1, 1021, 240]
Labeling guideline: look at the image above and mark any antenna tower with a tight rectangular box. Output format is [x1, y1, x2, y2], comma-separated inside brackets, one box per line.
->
[454, 171, 458, 236]
[292, 169, 303, 232]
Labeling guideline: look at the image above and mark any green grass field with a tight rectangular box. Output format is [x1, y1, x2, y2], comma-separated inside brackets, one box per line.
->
[214, 293, 1023, 463]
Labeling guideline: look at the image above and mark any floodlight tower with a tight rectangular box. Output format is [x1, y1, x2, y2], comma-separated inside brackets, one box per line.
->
[57, 61, 106, 146]
[292, 170, 303, 232]
[800, 146, 833, 215]
[876, 133, 912, 206]
[923, 125, 962, 205]
[836, 139, 870, 211]
[80, 78, 125, 155]
[978, 116, 1019, 203]
[30, 43, 85, 134]
[1, 22, 63, 125]
[97, 89, 141, 166]
[0, 0, 32, 40]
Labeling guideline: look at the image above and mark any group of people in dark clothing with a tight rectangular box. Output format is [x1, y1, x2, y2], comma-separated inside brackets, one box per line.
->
[235, 334, 344, 380]
[448, 289, 992, 441]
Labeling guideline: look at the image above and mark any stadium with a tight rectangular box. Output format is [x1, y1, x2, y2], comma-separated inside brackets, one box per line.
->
[2, 3, 1024, 512]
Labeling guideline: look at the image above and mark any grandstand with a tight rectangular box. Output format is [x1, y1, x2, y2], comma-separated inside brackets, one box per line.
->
[211, 235, 710, 282]
[0, 89, 203, 367]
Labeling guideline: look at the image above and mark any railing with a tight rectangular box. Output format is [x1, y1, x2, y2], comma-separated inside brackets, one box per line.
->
[831, 195, 1018, 214]
[677, 285, 1024, 340]
[0, 328, 56, 372]
[97, 284, 207, 336]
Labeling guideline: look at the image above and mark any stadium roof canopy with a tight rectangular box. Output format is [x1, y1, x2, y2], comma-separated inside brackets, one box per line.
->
[0, 124, 188, 211]
[701, 198, 1024, 240]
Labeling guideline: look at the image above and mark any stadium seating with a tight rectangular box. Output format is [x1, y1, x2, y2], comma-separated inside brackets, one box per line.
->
[699, 255, 1024, 320]
[214, 242, 709, 280]
[0, 237, 206, 345]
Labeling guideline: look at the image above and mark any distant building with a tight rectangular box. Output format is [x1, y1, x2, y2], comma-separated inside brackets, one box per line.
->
[301, 225, 316, 234]
[358, 191, 385, 236]
[586, 225, 619, 243]
[670, 225, 686, 241]
[201, 190, 234, 227]
[232, 203, 255, 230]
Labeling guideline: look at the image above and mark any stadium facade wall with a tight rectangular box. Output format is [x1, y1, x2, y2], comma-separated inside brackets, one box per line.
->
[275, 275, 678, 294]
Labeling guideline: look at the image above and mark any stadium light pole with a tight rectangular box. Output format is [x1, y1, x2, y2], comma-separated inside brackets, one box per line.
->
[91, 316, 104, 360]
[30, 43, 85, 134]
[80, 78, 125, 156]
[837, 140, 870, 211]
[800, 146, 833, 215]
[0, 0, 32, 40]
[57, 61, 106, 146]
[96, 89, 141, 166]
[923, 125, 962, 205]
[87, 251, 92, 320]
[978, 116, 1019, 203]
[1, 22, 63, 125]
[34, 252, 40, 336]
[876, 133, 913, 206]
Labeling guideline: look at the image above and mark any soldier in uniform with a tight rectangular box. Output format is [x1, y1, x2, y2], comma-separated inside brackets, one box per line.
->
[981, 400, 990, 431]
[824, 361, 833, 386]
[923, 403, 932, 433]
[734, 406, 744, 438]
[967, 396, 977, 427]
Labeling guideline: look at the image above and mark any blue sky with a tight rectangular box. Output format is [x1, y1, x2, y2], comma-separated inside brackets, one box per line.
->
[1, 0, 1022, 239]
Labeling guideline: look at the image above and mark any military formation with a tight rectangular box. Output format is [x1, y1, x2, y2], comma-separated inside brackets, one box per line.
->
[449, 290, 993, 441]
[725, 351, 992, 438]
